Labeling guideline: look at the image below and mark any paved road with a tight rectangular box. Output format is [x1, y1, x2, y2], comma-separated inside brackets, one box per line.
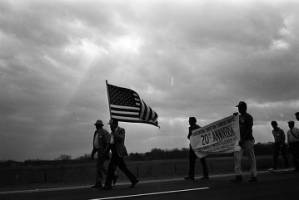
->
[1, 170, 299, 200]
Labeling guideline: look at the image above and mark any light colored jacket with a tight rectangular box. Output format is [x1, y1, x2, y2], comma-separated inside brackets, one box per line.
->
[287, 127, 299, 143]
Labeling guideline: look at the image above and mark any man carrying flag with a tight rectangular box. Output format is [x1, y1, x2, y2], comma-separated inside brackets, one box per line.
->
[104, 119, 139, 190]
[104, 81, 159, 190]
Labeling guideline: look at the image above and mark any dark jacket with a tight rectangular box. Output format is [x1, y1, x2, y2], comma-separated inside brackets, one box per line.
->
[272, 127, 286, 144]
[239, 113, 254, 141]
[111, 126, 128, 158]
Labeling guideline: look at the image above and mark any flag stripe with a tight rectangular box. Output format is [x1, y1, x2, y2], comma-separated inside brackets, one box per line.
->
[111, 111, 140, 116]
[111, 104, 140, 110]
[111, 115, 143, 121]
[110, 107, 140, 113]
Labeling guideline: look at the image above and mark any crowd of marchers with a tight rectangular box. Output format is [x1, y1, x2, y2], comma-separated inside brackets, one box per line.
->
[90, 102, 299, 190]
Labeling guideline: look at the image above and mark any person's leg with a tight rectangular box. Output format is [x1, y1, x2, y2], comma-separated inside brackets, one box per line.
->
[104, 155, 117, 189]
[92, 157, 105, 188]
[281, 144, 289, 168]
[245, 140, 257, 181]
[294, 142, 299, 171]
[273, 143, 279, 169]
[96, 158, 105, 186]
[117, 157, 138, 187]
[200, 157, 209, 178]
[234, 150, 243, 176]
[187, 147, 197, 179]
[231, 149, 243, 182]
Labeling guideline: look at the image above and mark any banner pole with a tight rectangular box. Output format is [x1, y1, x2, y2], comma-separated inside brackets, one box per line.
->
[106, 80, 112, 121]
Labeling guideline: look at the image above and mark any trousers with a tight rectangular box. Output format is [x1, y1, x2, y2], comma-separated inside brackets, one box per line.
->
[234, 140, 257, 177]
[188, 146, 209, 178]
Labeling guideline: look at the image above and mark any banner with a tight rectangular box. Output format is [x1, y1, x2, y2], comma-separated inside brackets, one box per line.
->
[190, 114, 240, 158]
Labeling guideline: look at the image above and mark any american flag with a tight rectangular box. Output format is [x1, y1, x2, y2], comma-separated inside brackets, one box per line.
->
[107, 83, 159, 127]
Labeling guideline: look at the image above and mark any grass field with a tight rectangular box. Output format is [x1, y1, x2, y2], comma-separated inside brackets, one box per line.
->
[0, 155, 291, 188]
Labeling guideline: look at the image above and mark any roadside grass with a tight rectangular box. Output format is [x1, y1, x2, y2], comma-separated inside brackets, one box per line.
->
[0, 155, 290, 188]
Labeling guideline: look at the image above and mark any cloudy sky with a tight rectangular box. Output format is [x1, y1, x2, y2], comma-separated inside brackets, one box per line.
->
[1, 0, 299, 161]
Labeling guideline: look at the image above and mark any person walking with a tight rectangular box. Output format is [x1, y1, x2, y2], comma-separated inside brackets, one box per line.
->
[295, 112, 299, 121]
[184, 117, 209, 181]
[231, 101, 258, 183]
[270, 121, 289, 170]
[104, 119, 139, 190]
[287, 121, 299, 172]
[91, 120, 110, 189]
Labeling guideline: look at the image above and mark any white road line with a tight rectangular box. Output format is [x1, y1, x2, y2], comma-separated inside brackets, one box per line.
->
[89, 187, 209, 200]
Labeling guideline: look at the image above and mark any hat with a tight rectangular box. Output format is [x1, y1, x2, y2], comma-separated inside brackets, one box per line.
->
[235, 101, 247, 108]
[94, 120, 104, 126]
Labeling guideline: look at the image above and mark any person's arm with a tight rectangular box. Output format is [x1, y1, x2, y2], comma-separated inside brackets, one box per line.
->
[91, 131, 96, 160]
[287, 131, 290, 144]
[187, 127, 191, 140]
[91, 148, 96, 160]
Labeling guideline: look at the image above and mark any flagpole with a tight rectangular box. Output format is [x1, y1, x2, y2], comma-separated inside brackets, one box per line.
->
[106, 80, 112, 121]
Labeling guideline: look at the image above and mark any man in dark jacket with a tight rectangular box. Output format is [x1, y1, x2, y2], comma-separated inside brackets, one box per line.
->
[104, 119, 138, 190]
[231, 101, 257, 183]
[184, 117, 209, 181]
[270, 121, 289, 170]
[91, 120, 110, 188]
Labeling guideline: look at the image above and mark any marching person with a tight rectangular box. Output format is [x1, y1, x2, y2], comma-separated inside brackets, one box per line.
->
[270, 121, 289, 170]
[184, 117, 209, 181]
[91, 120, 110, 189]
[287, 121, 299, 172]
[231, 101, 258, 183]
[104, 119, 139, 190]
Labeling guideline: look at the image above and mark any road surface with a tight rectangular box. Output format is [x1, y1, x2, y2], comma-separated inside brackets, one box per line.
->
[1, 169, 298, 200]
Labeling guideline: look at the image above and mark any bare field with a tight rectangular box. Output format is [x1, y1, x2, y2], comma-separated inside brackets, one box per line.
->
[0, 155, 290, 188]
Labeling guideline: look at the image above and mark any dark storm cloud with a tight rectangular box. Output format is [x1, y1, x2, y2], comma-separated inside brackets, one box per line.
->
[1, 0, 299, 160]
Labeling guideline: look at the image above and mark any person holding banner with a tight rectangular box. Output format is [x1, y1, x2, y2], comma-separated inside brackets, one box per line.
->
[185, 117, 209, 181]
[231, 101, 257, 183]
[287, 121, 299, 172]
[104, 119, 139, 190]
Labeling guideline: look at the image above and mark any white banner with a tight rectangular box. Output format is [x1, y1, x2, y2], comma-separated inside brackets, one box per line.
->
[190, 114, 240, 158]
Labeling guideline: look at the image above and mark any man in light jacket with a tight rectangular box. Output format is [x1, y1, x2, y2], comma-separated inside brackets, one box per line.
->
[287, 121, 299, 172]
[91, 120, 110, 188]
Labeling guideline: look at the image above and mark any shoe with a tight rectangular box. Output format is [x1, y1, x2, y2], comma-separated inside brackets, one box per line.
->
[248, 177, 258, 182]
[113, 175, 119, 185]
[103, 185, 112, 190]
[184, 176, 195, 181]
[230, 175, 243, 183]
[130, 179, 139, 188]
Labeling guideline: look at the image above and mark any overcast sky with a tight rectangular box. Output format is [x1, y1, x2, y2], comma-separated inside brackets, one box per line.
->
[1, 0, 299, 161]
